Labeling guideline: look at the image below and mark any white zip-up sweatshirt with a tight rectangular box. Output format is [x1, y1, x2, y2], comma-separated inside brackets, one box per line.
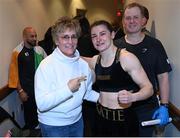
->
[35, 47, 99, 126]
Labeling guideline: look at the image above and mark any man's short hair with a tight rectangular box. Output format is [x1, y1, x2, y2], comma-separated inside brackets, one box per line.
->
[142, 6, 149, 20]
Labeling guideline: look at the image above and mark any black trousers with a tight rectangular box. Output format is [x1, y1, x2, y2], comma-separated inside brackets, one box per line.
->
[133, 95, 159, 136]
[82, 100, 97, 136]
[23, 94, 38, 129]
[95, 102, 139, 137]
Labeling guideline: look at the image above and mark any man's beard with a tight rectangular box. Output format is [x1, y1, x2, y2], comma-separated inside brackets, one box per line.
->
[27, 40, 36, 47]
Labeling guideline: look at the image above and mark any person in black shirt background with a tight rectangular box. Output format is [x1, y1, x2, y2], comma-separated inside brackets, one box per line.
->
[114, 3, 172, 136]
[38, 27, 55, 55]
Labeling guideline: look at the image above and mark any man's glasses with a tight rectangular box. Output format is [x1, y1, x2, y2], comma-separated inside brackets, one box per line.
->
[60, 35, 78, 42]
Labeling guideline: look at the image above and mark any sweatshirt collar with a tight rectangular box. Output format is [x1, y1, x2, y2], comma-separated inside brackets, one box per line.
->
[54, 47, 80, 63]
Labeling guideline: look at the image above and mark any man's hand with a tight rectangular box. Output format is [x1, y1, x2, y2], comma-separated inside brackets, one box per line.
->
[19, 90, 29, 102]
[68, 76, 87, 92]
[152, 105, 169, 125]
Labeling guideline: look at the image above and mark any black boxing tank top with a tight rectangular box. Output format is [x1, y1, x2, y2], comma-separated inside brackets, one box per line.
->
[94, 48, 139, 92]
